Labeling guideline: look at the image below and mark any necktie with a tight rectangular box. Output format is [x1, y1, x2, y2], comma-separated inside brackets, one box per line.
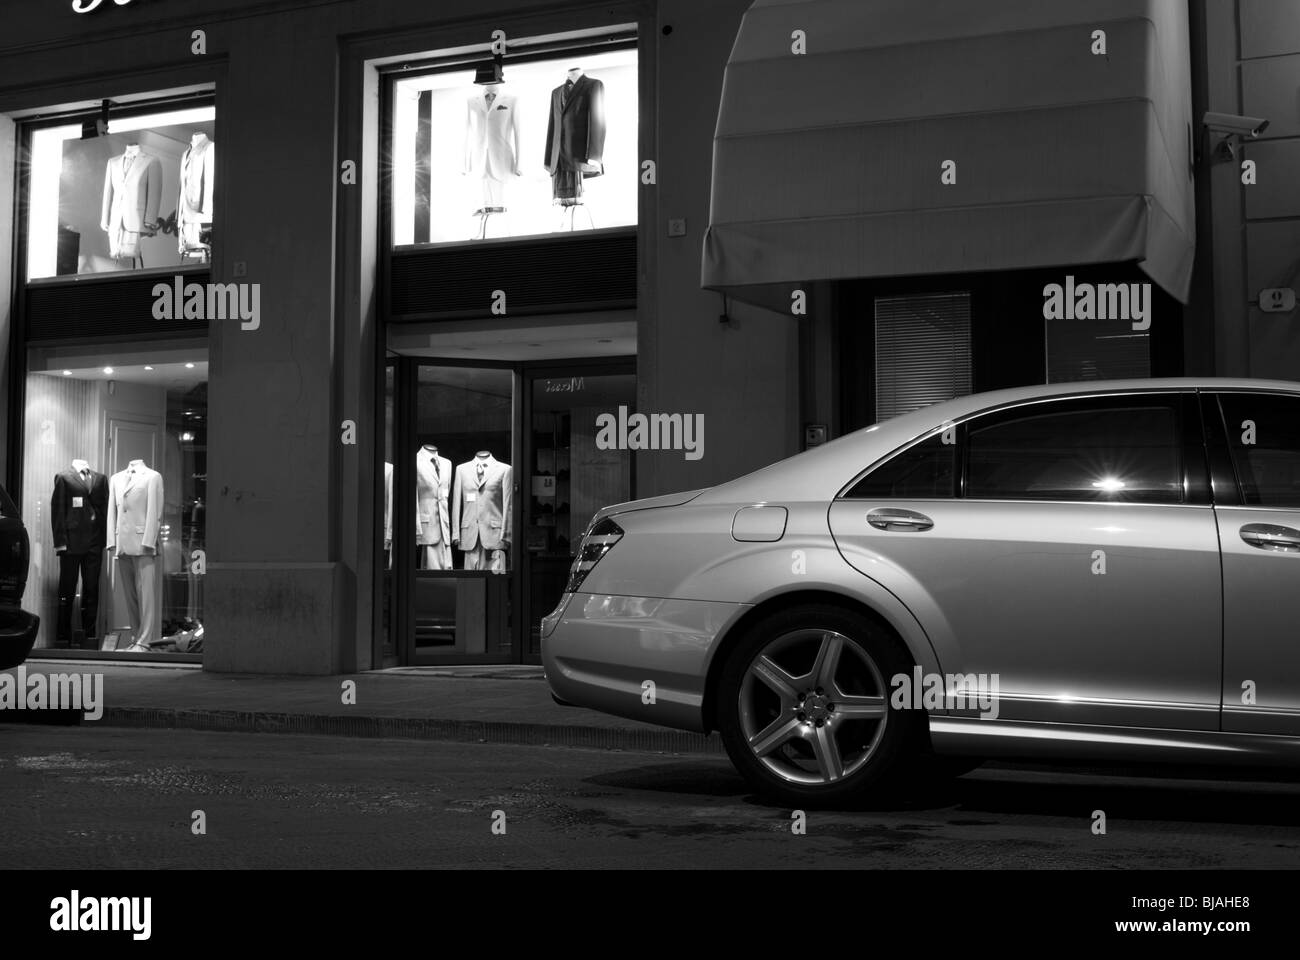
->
[123, 153, 134, 175]
[485, 91, 496, 107]
[561, 79, 573, 110]
[81, 470, 90, 486]
[476, 461, 485, 486]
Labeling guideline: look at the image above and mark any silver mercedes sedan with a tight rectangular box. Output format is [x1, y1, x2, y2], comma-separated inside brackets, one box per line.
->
[543, 378, 1300, 806]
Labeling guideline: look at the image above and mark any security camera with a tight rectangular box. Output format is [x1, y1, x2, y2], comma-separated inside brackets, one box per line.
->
[1203, 112, 1270, 161]
[1203, 112, 1270, 138]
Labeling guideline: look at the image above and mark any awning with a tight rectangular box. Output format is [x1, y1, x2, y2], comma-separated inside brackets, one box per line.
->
[702, 0, 1196, 310]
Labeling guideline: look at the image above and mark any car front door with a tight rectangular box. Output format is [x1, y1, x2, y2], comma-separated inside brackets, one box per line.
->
[828, 391, 1222, 730]
[1212, 391, 1300, 736]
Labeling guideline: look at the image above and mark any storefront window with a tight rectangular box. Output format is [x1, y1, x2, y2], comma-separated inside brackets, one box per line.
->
[21, 341, 209, 655]
[391, 45, 637, 246]
[26, 103, 216, 281]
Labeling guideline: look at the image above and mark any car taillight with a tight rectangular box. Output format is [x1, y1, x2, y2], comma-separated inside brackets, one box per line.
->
[566, 517, 623, 593]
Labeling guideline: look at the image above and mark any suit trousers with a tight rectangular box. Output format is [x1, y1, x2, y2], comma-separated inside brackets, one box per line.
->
[56, 551, 102, 648]
[463, 545, 508, 574]
[117, 553, 159, 646]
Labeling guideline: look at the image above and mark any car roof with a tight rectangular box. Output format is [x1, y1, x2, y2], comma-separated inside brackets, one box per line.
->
[698, 377, 1300, 505]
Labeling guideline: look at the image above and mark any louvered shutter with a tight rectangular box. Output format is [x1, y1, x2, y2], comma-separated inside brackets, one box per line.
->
[874, 293, 972, 421]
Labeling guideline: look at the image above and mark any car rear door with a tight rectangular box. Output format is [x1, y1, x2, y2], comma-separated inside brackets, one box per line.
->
[828, 391, 1222, 730]
[1209, 391, 1300, 736]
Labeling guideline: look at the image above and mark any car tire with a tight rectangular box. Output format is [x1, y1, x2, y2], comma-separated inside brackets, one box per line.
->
[717, 604, 923, 808]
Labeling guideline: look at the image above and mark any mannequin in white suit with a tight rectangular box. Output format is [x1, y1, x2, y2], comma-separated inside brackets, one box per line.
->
[452, 452, 511, 574]
[464, 84, 521, 211]
[106, 459, 164, 652]
[415, 445, 453, 570]
[101, 144, 162, 261]
[178, 132, 215, 254]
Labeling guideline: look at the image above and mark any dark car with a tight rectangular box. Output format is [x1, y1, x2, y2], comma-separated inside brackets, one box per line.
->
[0, 483, 39, 670]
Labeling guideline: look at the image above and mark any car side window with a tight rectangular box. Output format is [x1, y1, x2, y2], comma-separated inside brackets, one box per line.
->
[966, 397, 1184, 504]
[0, 486, 17, 519]
[844, 432, 956, 499]
[1217, 393, 1300, 508]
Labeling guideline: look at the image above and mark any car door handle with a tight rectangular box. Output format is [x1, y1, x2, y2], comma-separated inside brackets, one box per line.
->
[1240, 523, 1300, 553]
[867, 508, 934, 532]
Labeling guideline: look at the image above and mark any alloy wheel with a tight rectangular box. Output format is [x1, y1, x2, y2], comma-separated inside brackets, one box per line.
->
[737, 629, 889, 786]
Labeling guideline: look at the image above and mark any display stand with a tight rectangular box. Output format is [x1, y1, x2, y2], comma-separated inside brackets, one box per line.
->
[471, 206, 507, 240]
[557, 199, 594, 232]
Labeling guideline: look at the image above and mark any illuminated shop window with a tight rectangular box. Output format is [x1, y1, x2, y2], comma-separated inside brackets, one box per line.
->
[22, 342, 209, 656]
[391, 45, 637, 246]
[27, 104, 216, 281]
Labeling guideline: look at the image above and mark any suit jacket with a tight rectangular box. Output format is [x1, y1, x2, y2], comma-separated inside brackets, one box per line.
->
[544, 74, 606, 177]
[464, 90, 520, 181]
[415, 448, 452, 547]
[178, 137, 215, 224]
[101, 151, 163, 234]
[51, 468, 108, 554]
[452, 456, 512, 552]
[106, 463, 164, 556]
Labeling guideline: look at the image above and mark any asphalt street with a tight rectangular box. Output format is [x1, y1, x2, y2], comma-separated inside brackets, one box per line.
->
[3, 726, 1300, 869]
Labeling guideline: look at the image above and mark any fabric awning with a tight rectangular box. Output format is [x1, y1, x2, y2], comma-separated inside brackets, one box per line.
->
[702, 0, 1196, 309]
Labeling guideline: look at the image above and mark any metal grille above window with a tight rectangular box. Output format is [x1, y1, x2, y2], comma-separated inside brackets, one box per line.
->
[874, 292, 972, 422]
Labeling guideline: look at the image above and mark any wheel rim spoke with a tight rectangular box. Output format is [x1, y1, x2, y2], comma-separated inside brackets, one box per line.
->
[750, 655, 799, 704]
[810, 724, 844, 781]
[748, 716, 801, 757]
[809, 632, 843, 691]
[832, 694, 886, 720]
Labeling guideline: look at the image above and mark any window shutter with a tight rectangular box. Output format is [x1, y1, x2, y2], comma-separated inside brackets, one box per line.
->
[874, 292, 972, 421]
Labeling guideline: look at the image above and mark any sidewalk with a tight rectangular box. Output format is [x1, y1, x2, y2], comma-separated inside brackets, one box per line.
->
[1, 660, 722, 755]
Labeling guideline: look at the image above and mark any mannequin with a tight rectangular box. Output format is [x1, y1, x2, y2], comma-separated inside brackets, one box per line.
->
[178, 131, 215, 257]
[415, 445, 453, 569]
[464, 82, 521, 239]
[50, 459, 109, 649]
[106, 459, 164, 652]
[544, 65, 606, 216]
[452, 451, 511, 574]
[101, 142, 162, 263]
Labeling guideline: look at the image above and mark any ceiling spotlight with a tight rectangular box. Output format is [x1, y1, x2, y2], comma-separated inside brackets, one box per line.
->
[103, 367, 114, 375]
[185, 362, 195, 369]
[62, 370, 72, 376]
[144, 365, 154, 371]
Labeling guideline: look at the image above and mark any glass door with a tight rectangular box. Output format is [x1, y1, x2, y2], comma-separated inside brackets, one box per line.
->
[523, 364, 636, 661]
[392, 360, 520, 664]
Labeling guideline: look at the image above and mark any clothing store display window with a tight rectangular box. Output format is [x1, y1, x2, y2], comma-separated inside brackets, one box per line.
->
[26, 102, 216, 281]
[390, 45, 637, 246]
[398, 364, 515, 660]
[20, 342, 209, 656]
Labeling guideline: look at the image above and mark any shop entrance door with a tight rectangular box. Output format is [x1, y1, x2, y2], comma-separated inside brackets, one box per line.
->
[384, 357, 635, 665]
[521, 364, 636, 662]
[387, 360, 521, 665]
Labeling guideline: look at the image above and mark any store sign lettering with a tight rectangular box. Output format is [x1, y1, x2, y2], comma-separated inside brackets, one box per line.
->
[72, 0, 136, 14]
[545, 377, 586, 394]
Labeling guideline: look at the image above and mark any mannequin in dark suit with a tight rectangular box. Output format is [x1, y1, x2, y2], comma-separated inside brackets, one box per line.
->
[544, 69, 607, 201]
[51, 461, 109, 648]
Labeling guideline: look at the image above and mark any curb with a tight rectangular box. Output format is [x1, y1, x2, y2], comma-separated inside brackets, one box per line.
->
[95, 706, 726, 755]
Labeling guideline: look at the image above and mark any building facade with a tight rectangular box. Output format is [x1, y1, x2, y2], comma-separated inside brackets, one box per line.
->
[1, 0, 1296, 675]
